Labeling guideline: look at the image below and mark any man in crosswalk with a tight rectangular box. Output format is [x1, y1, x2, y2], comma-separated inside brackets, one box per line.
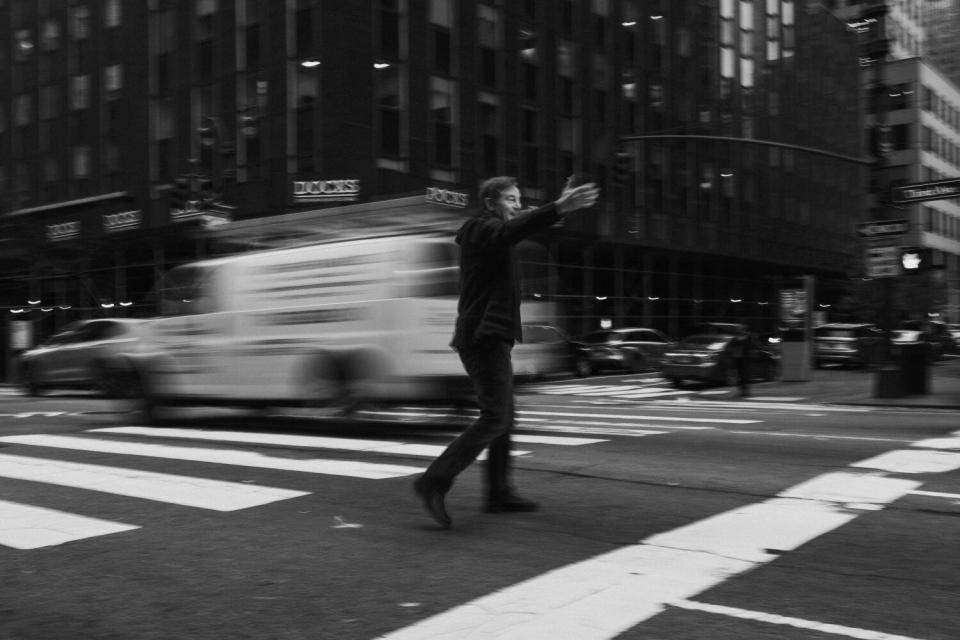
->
[413, 175, 600, 528]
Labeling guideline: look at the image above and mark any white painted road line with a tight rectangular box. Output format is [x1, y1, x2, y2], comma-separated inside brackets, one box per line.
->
[0, 453, 309, 511]
[909, 489, 960, 501]
[92, 425, 598, 450]
[852, 450, 960, 475]
[0, 434, 423, 479]
[375, 471, 921, 640]
[672, 600, 927, 640]
[0, 499, 138, 550]
[519, 409, 760, 424]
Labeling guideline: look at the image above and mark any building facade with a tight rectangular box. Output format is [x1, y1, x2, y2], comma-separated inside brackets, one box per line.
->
[1, 0, 868, 379]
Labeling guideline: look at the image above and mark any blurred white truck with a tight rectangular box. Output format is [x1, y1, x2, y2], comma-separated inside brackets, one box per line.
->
[119, 234, 472, 422]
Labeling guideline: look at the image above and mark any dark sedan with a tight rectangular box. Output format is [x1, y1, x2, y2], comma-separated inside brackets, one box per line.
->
[660, 332, 779, 387]
[18, 318, 146, 397]
[572, 327, 675, 376]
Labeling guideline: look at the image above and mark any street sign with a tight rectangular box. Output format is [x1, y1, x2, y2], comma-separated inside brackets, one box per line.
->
[857, 219, 908, 238]
[891, 178, 960, 204]
[865, 245, 901, 278]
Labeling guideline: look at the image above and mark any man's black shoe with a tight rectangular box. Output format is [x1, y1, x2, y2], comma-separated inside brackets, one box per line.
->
[414, 476, 451, 529]
[485, 493, 539, 513]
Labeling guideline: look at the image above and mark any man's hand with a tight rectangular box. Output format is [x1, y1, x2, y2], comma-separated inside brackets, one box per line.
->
[555, 182, 600, 215]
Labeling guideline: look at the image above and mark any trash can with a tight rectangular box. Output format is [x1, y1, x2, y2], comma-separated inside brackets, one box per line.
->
[779, 327, 811, 381]
[898, 342, 930, 395]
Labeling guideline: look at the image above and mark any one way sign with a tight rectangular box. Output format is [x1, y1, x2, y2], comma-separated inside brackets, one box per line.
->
[857, 219, 908, 238]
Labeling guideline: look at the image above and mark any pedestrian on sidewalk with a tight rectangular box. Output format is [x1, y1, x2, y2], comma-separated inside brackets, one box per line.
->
[733, 326, 756, 398]
[414, 175, 600, 528]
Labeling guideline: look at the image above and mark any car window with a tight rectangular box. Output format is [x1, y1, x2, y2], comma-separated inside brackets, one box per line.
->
[815, 328, 856, 338]
[522, 326, 556, 343]
[642, 330, 667, 343]
[582, 331, 619, 344]
[101, 322, 131, 339]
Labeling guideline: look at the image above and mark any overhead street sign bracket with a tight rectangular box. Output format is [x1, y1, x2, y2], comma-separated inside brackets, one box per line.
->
[891, 178, 960, 204]
[857, 219, 908, 238]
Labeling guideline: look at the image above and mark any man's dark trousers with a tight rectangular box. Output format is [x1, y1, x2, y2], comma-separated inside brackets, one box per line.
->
[422, 336, 515, 496]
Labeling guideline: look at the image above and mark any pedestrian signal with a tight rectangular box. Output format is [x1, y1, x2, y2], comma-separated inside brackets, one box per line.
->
[901, 247, 932, 271]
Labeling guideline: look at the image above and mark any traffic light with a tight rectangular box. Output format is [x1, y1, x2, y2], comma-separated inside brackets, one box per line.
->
[197, 176, 216, 210]
[613, 152, 631, 186]
[900, 247, 935, 271]
[198, 117, 219, 148]
[170, 177, 188, 211]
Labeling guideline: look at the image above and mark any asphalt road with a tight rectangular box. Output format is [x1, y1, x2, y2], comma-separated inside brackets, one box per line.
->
[0, 379, 957, 640]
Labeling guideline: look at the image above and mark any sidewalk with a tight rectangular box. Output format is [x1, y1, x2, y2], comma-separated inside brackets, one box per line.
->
[741, 356, 960, 409]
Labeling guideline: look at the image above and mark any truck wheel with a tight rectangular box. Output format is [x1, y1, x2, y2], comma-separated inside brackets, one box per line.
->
[575, 357, 592, 377]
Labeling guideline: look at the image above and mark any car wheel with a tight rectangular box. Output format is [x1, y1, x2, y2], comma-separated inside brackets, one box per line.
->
[575, 357, 592, 377]
[763, 360, 778, 382]
[19, 365, 43, 397]
[722, 364, 739, 387]
[627, 352, 648, 373]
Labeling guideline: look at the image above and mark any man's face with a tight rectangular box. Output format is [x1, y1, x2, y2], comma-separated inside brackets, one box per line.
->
[490, 186, 523, 219]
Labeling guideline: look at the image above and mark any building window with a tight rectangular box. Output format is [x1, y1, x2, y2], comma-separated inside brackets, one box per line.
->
[521, 107, 539, 186]
[479, 94, 500, 176]
[105, 0, 122, 28]
[39, 85, 60, 120]
[104, 64, 123, 96]
[14, 94, 32, 126]
[73, 146, 91, 178]
[197, 40, 214, 82]
[557, 41, 576, 114]
[70, 75, 91, 110]
[43, 156, 59, 183]
[430, 0, 454, 75]
[430, 77, 457, 168]
[40, 21, 60, 51]
[379, 0, 407, 60]
[14, 29, 34, 62]
[245, 24, 261, 69]
[376, 64, 405, 157]
[478, 5, 501, 87]
[71, 6, 90, 40]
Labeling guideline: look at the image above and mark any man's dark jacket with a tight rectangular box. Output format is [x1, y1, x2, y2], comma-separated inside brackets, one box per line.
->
[450, 203, 562, 350]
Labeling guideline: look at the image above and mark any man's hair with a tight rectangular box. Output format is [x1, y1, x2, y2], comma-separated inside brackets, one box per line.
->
[479, 176, 518, 212]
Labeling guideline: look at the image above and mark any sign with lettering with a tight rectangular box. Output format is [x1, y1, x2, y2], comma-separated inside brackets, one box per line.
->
[293, 179, 361, 204]
[46, 220, 81, 242]
[425, 187, 469, 208]
[865, 245, 901, 278]
[856, 219, 908, 238]
[891, 178, 960, 204]
[779, 288, 807, 327]
[103, 210, 142, 233]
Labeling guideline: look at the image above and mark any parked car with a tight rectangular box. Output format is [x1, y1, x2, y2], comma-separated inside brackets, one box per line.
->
[897, 320, 952, 360]
[660, 332, 779, 387]
[513, 324, 579, 380]
[813, 322, 884, 368]
[889, 329, 938, 363]
[949, 324, 960, 352]
[18, 318, 147, 397]
[572, 327, 674, 376]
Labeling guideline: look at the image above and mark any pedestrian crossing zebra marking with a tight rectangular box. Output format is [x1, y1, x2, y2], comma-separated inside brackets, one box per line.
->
[0, 434, 424, 479]
[0, 453, 309, 511]
[0, 417, 668, 550]
[0, 499, 139, 550]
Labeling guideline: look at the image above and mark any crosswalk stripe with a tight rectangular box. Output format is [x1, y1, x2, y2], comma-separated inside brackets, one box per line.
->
[89, 426, 603, 453]
[0, 453, 309, 511]
[0, 499, 139, 549]
[374, 472, 920, 640]
[0, 434, 423, 479]
[519, 409, 760, 424]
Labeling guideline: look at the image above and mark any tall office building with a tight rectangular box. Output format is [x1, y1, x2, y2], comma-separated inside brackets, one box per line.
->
[1, 1, 868, 374]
